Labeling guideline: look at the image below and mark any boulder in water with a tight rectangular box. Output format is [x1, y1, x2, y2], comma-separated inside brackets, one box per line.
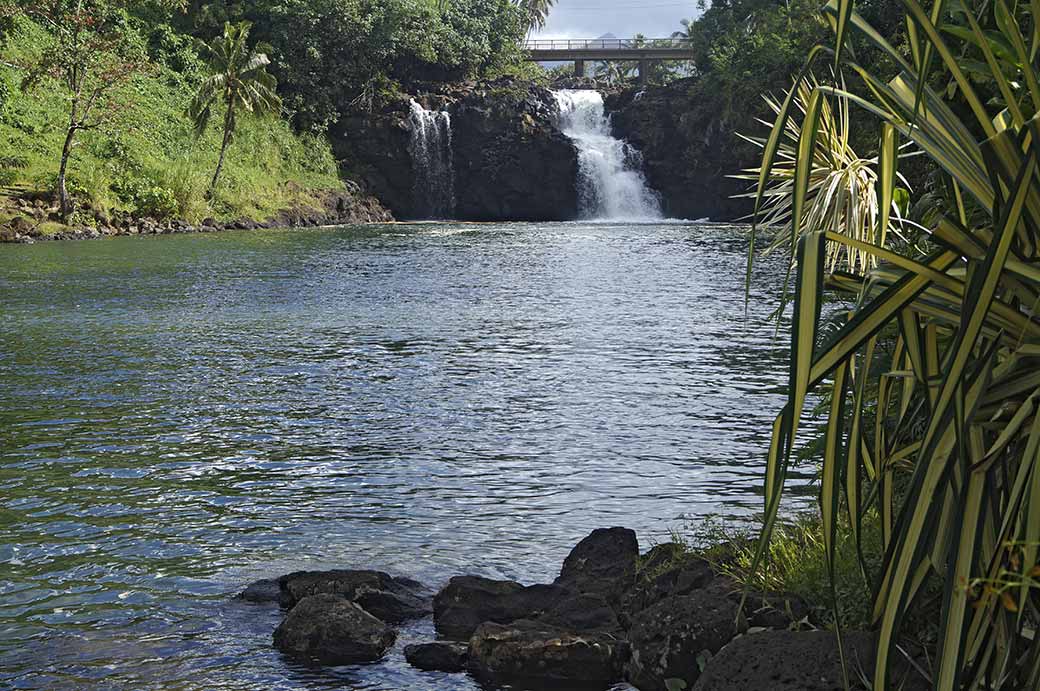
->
[433, 576, 569, 639]
[278, 569, 431, 623]
[238, 578, 286, 605]
[272, 594, 396, 665]
[404, 641, 469, 672]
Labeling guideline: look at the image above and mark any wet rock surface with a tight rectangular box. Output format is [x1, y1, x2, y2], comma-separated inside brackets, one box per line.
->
[279, 569, 431, 623]
[272, 594, 396, 665]
[238, 578, 285, 605]
[433, 576, 568, 639]
[248, 527, 839, 690]
[468, 619, 627, 685]
[404, 641, 469, 672]
[449, 78, 579, 221]
[332, 77, 579, 221]
[605, 79, 754, 221]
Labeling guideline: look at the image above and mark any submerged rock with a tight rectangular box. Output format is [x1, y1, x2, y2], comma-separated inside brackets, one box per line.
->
[238, 578, 285, 605]
[272, 593, 396, 665]
[404, 641, 469, 673]
[278, 569, 431, 623]
[625, 590, 743, 691]
[468, 619, 627, 686]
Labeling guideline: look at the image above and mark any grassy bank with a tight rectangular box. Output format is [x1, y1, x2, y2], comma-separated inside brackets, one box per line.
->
[0, 18, 344, 233]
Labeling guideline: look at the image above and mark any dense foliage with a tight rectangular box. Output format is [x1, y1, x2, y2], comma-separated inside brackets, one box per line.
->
[0, 16, 339, 226]
[752, 0, 1040, 688]
[177, 0, 530, 130]
[0, 0, 532, 224]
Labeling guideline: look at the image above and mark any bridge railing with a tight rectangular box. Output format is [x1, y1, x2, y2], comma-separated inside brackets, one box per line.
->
[522, 38, 691, 51]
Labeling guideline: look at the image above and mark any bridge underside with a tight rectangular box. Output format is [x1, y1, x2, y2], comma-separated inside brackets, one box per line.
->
[525, 49, 692, 85]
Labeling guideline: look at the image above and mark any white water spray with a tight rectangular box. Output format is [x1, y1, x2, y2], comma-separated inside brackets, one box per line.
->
[553, 89, 662, 220]
[408, 99, 455, 219]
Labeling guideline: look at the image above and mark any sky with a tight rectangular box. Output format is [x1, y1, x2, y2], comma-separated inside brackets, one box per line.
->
[532, 0, 701, 40]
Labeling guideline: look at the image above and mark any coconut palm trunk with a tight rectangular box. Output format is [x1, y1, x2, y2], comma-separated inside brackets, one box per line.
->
[210, 102, 235, 194]
[190, 22, 281, 201]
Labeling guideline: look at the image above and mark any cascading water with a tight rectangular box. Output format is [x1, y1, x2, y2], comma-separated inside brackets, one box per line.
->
[408, 99, 455, 219]
[553, 89, 662, 220]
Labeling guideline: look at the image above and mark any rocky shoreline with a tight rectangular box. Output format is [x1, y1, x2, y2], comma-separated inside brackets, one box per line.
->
[0, 185, 393, 244]
[238, 527, 927, 690]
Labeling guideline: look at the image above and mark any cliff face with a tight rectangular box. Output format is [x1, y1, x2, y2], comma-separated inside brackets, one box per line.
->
[605, 79, 755, 222]
[331, 104, 416, 218]
[451, 80, 579, 222]
[331, 78, 579, 222]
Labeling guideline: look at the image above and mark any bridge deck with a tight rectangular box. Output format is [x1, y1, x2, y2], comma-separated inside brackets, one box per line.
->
[523, 38, 693, 62]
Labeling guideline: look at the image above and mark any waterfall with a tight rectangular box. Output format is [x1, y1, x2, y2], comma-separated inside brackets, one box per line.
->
[553, 89, 662, 221]
[408, 99, 455, 219]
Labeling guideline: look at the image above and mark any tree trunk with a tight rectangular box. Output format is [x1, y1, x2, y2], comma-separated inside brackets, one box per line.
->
[58, 115, 77, 222]
[209, 105, 234, 195]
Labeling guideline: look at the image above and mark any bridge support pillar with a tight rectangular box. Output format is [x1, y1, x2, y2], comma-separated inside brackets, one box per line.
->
[638, 59, 650, 85]
[574, 59, 586, 78]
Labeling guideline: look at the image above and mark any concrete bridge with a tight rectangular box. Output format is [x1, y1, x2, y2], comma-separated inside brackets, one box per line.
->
[523, 38, 694, 84]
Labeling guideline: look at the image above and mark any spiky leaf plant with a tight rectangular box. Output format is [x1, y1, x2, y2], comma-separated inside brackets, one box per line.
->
[739, 76, 910, 275]
[750, 0, 1040, 689]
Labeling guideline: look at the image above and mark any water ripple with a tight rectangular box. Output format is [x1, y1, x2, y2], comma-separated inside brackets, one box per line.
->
[0, 222, 817, 690]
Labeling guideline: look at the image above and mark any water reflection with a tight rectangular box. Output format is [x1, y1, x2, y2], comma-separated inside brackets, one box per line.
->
[0, 222, 816, 690]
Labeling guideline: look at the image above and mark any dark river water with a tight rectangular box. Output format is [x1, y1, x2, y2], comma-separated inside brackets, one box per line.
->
[0, 222, 815, 690]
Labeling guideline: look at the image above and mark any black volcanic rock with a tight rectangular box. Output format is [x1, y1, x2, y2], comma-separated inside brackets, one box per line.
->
[691, 629, 930, 691]
[468, 619, 627, 686]
[278, 569, 431, 623]
[272, 594, 396, 665]
[605, 78, 755, 221]
[404, 641, 469, 672]
[554, 526, 639, 606]
[332, 78, 579, 221]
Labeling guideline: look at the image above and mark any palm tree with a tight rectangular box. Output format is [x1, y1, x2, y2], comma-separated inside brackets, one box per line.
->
[594, 60, 634, 86]
[188, 21, 281, 194]
[519, 0, 555, 32]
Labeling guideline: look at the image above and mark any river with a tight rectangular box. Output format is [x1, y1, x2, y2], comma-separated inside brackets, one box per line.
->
[0, 221, 814, 690]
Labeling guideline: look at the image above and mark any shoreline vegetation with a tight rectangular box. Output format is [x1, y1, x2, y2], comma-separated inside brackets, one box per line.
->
[0, 0, 887, 241]
[4, 0, 1040, 688]
[237, 524, 934, 690]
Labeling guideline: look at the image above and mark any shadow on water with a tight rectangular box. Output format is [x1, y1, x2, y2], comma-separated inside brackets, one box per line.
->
[0, 222, 818, 690]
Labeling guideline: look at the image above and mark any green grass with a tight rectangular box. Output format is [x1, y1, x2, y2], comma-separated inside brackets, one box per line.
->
[674, 511, 944, 636]
[0, 18, 343, 225]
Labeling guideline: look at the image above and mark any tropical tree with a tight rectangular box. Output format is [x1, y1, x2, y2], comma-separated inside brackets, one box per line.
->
[672, 17, 694, 40]
[749, 0, 1040, 688]
[518, 0, 554, 32]
[188, 20, 280, 194]
[594, 60, 634, 86]
[3, 0, 147, 220]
